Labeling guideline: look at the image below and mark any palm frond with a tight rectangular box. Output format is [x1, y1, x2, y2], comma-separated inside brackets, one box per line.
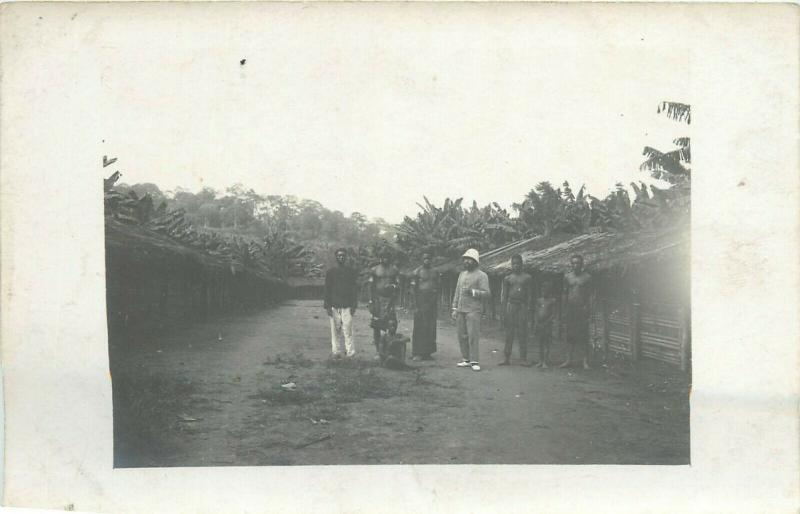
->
[657, 101, 691, 124]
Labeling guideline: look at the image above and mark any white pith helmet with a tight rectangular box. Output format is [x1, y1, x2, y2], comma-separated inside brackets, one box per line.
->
[462, 248, 480, 264]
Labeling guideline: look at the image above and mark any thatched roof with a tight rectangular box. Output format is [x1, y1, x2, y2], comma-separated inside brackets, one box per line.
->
[409, 234, 575, 276]
[105, 219, 284, 283]
[412, 228, 689, 277]
[489, 228, 689, 275]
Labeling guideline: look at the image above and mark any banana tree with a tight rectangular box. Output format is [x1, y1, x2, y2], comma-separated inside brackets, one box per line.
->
[638, 101, 691, 226]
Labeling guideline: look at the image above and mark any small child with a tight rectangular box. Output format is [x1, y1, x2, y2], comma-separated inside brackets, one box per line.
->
[533, 281, 557, 368]
[378, 319, 411, 370]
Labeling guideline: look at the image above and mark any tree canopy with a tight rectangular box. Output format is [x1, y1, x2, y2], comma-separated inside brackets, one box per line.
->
[108, 100, 690, 273]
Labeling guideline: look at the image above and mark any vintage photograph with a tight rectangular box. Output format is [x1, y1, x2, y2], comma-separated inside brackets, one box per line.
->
[103, 4, 691, 467]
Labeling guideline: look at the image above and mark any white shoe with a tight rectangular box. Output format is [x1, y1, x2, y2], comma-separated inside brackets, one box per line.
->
[471, 362, 481, 371]
[456, 360, 471, 367]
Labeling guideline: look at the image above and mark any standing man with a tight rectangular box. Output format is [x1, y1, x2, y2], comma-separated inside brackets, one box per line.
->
[560, 254, 593, 369]
[410, 251, 440, 361]
[533, 280, 557, 368]
[368, 250, 400, 355]
[451, 248, 491, 372]
[324, 248, 359, 358]
[500, 254, 534, 366]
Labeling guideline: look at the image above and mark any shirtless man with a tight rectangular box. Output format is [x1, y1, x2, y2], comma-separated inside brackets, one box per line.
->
[500, 254, 533, 366]
[560, 254, 593, 369]
[410, 252, 440, 360]
[368, 250, 400, 353]
[533, 280, 557, 368]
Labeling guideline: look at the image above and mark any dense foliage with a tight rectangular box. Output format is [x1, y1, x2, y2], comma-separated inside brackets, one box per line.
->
[397, 101, 691, 260]
[106, 181, 397, 277]
[106, 101, 690, 272]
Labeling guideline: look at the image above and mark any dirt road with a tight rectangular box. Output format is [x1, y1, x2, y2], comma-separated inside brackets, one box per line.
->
[111, 300, 689, 467]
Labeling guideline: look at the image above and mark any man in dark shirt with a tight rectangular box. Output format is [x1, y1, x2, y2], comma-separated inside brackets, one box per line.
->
[324, 248, 359, 358]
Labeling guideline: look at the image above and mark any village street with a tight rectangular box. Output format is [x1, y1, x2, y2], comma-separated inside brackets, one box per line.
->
[111, 300, 690, 467]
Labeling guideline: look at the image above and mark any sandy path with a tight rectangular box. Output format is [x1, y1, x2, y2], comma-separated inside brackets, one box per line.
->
[111, 300, 689, 466]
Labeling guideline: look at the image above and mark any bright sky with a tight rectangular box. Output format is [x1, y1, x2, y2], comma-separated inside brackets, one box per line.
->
[98, 3, 690, 223]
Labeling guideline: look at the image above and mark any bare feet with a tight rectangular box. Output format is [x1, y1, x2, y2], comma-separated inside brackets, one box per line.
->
[521, 361, 533, 367]
[541, 361, 549, 369]
[583, 359, 591, 370]
[558, 360, 571, 368]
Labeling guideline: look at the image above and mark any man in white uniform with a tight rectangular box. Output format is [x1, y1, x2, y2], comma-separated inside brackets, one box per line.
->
[451, 249, 491, 371]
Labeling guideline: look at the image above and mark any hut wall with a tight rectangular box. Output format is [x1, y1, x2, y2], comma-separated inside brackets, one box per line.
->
[292, 285, 325, 300]
[591, 264, 689, 369]
[105, 246, 288, 337]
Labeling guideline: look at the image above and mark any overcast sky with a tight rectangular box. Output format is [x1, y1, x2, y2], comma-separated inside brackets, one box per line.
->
[98, 3, 690, 223]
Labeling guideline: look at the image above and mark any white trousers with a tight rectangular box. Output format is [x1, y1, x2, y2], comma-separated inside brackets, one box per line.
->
[329, 308, 355, 356]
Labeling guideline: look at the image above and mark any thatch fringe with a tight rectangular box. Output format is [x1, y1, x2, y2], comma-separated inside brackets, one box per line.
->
[412, 227, 688, 277]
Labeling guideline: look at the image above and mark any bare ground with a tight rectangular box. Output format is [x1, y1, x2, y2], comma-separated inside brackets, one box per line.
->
[110, 300, 690, 467]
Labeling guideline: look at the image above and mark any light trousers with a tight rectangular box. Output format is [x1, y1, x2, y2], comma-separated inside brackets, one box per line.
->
[456, 311, 481, 363]
[330, 308, 355, 356]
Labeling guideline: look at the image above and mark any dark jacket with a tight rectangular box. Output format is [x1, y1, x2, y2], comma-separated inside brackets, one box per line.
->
[324, 265, 359, 310]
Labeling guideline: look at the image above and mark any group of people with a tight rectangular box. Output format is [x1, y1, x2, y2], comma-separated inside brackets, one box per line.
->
[322, 246, 593, 371]
[497, 252, 593, 370]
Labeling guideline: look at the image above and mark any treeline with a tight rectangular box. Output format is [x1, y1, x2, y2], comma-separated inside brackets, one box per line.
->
[108, 181, 398, 275]
[108, 100, 690, 271]
[397, 101, 691, 261]
[112, 183, 396, 246]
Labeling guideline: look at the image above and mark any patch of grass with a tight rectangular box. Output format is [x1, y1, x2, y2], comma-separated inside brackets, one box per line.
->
[324, 367, 399, 403]
[263, 351, 315, 368]
[111, 371, 201, 466]
[324, 358, 376, 370]
[249, 386, 322, 406]
[409, 369, 450, 388]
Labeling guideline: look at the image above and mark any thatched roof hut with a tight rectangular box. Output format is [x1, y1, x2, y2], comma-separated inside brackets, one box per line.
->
[488, 228, 689, 275]
[399, 227, 688, 288]
[105, 219, 288, 334]
[408, 229, 688, 278]
[395, 227, 691, 370]
[105, 219, 284, 283]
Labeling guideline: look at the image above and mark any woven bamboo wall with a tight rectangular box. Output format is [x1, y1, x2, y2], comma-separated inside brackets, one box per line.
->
[592, 298, 690, 369]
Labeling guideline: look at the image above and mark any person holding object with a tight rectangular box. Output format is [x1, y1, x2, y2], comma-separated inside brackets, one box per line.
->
[368, 250, 400, 356]
[500, 254, 533, 366]
[324, 248, 359, 358]
[451, 248, 491, 371]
